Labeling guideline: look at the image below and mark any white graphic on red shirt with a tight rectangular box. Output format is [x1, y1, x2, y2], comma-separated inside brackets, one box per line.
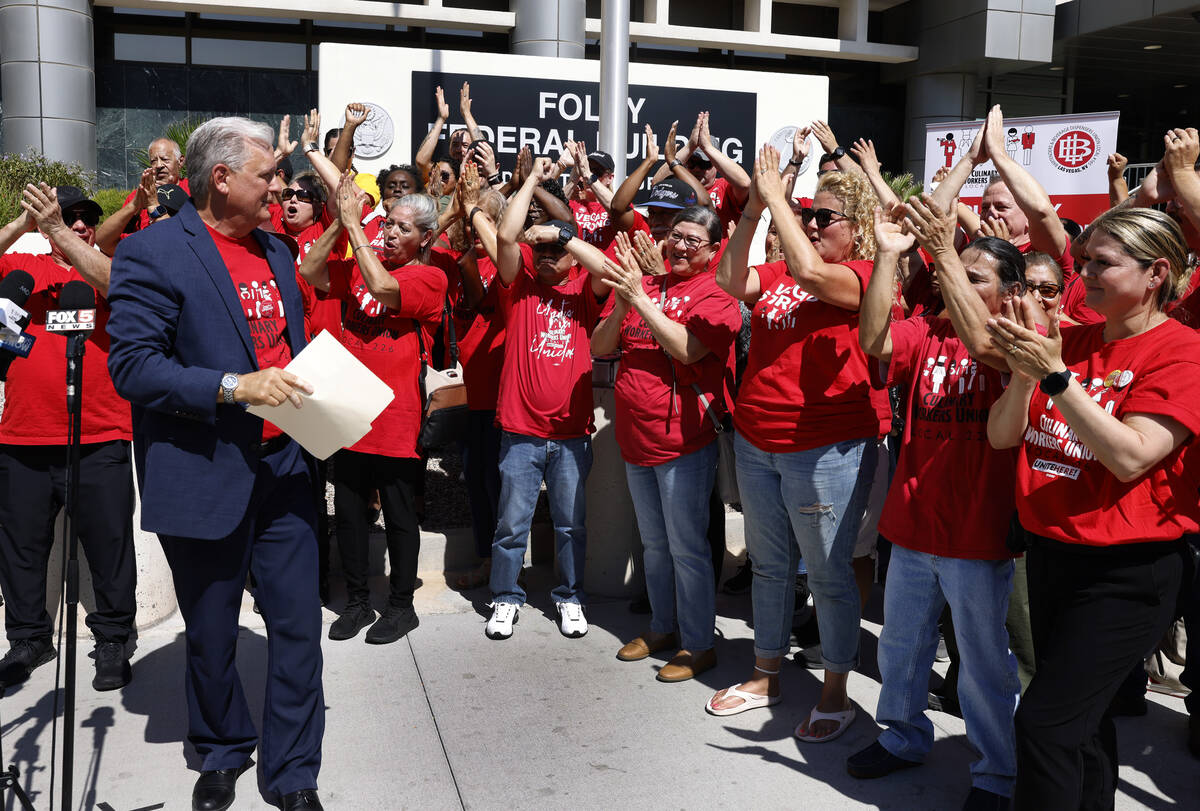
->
[760, 281, 818, 330]
[530, 297, 578, 361]
[239, 279, 283, 320]
[353, 283, 388, 318]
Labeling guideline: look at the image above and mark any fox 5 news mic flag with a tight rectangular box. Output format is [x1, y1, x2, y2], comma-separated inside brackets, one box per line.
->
[45, 307, 97, 332]
[923, 111, 1120, 225]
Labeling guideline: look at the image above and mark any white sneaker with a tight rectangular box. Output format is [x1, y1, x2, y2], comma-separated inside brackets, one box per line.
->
[556, 602, 588, 638]
[486, 602, 519, 640]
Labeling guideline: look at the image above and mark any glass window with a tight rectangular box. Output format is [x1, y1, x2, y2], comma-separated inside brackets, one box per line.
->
[191, 38, 307, 70]
[114, 33, 186, 64]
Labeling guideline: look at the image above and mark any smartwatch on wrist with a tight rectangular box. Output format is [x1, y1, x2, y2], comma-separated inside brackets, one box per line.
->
[787, 158, 802, 167]
[1039, 369, 1071, 396]
[303, 143, 319, 154]
[556, 227, 573, 248]
[831, 146, 846, 160]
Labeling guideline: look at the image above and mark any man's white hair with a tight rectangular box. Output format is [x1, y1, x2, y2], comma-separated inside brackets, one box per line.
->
[186, 117, 274, 203]
[148, 138, 182, 160]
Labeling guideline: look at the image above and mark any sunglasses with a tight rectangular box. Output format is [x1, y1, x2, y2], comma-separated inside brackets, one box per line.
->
[64, 209, 99, 228]
[1030, 283, 1062, 298]
[281, 188, 315, 203]
[799, 207, 848, 229]
[439, 171, 452, 182]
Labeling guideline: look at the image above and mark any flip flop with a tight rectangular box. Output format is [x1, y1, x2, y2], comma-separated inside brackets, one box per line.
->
[705, 684, 782, 717]
[794, 705, 856, 743]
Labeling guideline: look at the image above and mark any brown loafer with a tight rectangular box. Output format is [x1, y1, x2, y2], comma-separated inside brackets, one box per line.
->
[616, 632, 677, 662]
[657, 648, 717, 682]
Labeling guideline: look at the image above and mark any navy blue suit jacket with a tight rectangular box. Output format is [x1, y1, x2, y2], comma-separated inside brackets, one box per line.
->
[107, 201, 309, 540]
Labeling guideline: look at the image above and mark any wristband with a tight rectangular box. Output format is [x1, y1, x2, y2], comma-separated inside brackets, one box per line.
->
[1038, 369, 1071, 396]
[353, 244, 373, 254]
[468, 206, 484, 224]
[487, 172, 502, 185]
[787, 158, 802, 167]
[669, 159, 683, 169]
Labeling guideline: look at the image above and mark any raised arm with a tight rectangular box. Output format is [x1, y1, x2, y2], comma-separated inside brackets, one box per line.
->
[930, 122, 988, 213]
[95, 168, 155, 256]
[331, 102, 368, 173]
[715, 152, 768, 304]
[1107, 153, 1129, 207]
[459, 81, 483, 142]
[1162, 128, 1200, 237]
[698, 112, 750, 208]
[906, 193, 1010, 371]
[982, 105, 1068, 256]
[611, 126, 661, 232]
[300, 110, 346, 196]
[496, 159, 549, 284]
[23, 184, 112, 296]
[416, 87, 451, 182]
[523, 221, 611, 298]
[297, 220, 344, 292]
[783, 126, 812, 200]
[859, 205, 912, 362]
[811, 120, 860, 175]
[0, 209, 34, 256]
[651, 114, 701, 185]
[850, 138, 900, 209]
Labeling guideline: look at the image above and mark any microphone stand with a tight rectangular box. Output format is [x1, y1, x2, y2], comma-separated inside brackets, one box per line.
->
[59, 329, 86, 810]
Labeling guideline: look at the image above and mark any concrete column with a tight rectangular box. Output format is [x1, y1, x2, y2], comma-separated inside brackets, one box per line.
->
[511, 0, 586, 59]
[0, 0, 96, 172]
[903, 72, 976, 178]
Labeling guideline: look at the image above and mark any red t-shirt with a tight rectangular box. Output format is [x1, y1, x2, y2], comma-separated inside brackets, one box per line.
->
[326, 258, 447, 458]
[495, 249, 606, 439]
[120, 178, 191, 236]
[879, 316, 1016, 559]
[282, 213, 344, 341]
[707, 176, 744, 231]
[613, 270, 741, 466]
[457, 254, 510, 411]
[0, 255, 131, 445]
[207, 225, 293, 441]
[1017, 319, 1200, 546]
[570, 199, 616, 249]
[733, 259, 891, 452]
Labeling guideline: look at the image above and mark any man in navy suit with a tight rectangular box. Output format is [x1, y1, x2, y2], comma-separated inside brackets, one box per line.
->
[107, 117, 324, 811]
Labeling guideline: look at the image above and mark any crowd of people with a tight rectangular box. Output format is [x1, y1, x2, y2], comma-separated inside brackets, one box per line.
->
[0, 78, 1197, 811]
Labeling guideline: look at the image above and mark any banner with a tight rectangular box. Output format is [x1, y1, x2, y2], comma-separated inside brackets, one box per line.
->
[923, 111, 1120, 224]
[318, 44, 829, 200]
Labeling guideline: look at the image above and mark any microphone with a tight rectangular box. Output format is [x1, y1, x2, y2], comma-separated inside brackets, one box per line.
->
[0, 270, 37, 381]
[46, 280, 97, 334]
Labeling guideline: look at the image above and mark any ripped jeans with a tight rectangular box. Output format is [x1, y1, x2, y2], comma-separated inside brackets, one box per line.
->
[735, 431, 876, 671]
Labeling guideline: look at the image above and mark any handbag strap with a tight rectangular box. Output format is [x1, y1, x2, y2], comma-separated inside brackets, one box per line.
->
[655, 275, 723, 433]
[442, 295, 460, 367]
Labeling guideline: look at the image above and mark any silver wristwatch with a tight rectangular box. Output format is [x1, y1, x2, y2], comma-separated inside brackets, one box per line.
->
[220, 372, 239, 405]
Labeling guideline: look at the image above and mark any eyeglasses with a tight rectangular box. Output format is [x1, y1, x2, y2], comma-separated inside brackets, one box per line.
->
[665, 230, 712, 251]
[799, 207, 848, 229]
[1030, 283, 1062, 298]
[281, 188, 315, 203]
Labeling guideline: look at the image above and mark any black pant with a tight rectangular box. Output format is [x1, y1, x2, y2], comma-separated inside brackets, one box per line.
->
[462, 410, 502, 559]
[1181, 536, 1200, 717]
[1015, 534, 1185, 810]
[0, 441, 137, 643]
[332, 449, 423, 609]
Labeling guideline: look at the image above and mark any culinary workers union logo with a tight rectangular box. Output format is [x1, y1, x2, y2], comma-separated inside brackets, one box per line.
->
[1048, 126, 1099, 173]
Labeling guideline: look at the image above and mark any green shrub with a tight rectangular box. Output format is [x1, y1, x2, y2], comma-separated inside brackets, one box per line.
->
[884, 171, 923, 203]
[0, 150, 96, 226]
[94, 188, 133, 222]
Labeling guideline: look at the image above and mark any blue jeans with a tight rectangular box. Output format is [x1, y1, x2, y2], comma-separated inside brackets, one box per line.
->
[625, 442, 718, 652]
[736, 431, 875, 670]
[876, 543, 1019, 797]
[490, 431, 592, 605]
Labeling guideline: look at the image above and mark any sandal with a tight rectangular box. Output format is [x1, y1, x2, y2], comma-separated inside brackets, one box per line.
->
[794, 705, 857, 743]
[705, 684, 782, 717]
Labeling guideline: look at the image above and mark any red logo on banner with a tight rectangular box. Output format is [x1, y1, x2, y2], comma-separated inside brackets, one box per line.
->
[1049, 127, 1099, 173]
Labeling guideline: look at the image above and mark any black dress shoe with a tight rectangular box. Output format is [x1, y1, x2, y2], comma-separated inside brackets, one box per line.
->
[365, 605, 419, 644]
[0, 638, 56, 688]
[192, 762, 250, 811]
[282, 789, 324, 810]
[93, 641, 132, 691]
[846, 741, 922, 779]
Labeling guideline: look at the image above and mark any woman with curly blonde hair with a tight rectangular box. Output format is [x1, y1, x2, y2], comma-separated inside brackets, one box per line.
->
[707, 146, 891, 743]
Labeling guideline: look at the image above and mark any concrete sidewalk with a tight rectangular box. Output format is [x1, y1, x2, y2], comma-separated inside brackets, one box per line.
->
[0, 562, 1194, 811]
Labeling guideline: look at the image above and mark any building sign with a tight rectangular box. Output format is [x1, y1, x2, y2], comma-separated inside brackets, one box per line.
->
[318, 43, 829, 200]
[923, 111, 1120, 224]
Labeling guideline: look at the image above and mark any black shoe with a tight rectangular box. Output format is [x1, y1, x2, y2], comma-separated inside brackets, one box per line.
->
[962, 787, 1011, 810]
[0, 638, 56, 688]
[846, 741, 922, 779]
[928, 689, 962, 718]
[628, 595, 651, 615]
[365, 605, 419, 644]
[92, 641, 132, 691]
[328, 602, 376, 641]
[192, 762, 250, 811]
[282, 788, 324, 811]
[721, 562, 752, 594]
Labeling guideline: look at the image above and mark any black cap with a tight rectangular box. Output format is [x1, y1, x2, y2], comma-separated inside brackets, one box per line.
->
[156, 184, 188, 215]
[587, 151, 615, 174]
[645, 179, 698, 210]
[688, 149, 712, 165]
[55, 186, 102, 224]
